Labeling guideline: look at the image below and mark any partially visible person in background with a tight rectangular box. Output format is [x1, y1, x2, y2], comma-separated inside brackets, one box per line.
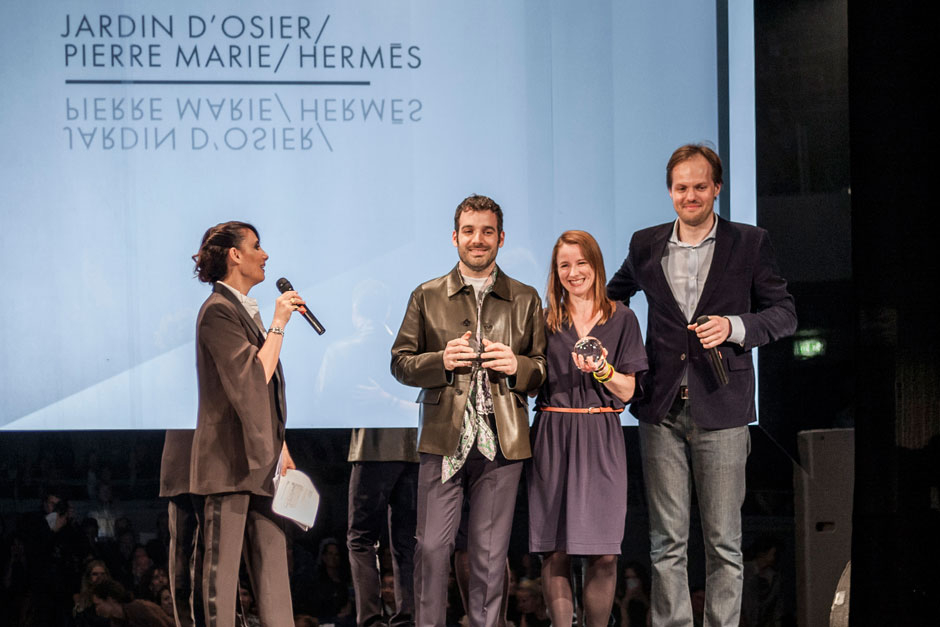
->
[91, 578, 173, 627]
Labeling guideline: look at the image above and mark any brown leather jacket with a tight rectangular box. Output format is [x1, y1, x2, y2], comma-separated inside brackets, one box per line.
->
[391, 265, 546, 460]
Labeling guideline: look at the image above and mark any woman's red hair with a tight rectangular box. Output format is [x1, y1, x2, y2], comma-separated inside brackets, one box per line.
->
[545, 230, 614, 333]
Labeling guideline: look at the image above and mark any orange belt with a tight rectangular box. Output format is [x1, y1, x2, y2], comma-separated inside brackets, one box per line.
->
[537, 406, 623, 414]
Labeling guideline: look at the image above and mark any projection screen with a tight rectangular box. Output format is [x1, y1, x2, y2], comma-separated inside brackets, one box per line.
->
[0, 1, 755, 429]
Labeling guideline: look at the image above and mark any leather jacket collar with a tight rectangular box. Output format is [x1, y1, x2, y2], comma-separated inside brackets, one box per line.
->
[445, 264, 512, 301]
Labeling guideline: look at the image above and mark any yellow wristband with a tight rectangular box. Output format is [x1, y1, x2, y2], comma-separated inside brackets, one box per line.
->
[593, 363, 615, 383]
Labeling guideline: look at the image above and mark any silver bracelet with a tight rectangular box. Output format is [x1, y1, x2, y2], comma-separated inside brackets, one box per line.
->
[268, 326, 285, 336]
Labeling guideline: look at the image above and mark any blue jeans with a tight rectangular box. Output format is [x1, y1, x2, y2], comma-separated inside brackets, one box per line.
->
[638, 399, 750, 627]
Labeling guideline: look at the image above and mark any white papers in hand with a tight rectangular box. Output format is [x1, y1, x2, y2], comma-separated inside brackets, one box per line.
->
[272, 469, 319, 531]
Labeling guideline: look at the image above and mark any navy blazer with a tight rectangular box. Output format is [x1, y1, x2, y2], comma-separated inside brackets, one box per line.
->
[607, 217, 797, 429]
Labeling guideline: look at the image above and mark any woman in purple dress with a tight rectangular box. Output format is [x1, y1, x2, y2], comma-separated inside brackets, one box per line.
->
[528, 230, 648, 627]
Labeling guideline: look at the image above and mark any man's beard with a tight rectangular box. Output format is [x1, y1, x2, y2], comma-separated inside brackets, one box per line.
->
[460, 246, 497, 273]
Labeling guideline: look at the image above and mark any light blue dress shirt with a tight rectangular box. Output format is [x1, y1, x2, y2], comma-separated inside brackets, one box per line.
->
[660, 215, 745, 345]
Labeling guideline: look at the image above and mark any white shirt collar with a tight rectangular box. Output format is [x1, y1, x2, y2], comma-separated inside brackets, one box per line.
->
[668, 213, 718, 248]
[216, 281, 261, 322]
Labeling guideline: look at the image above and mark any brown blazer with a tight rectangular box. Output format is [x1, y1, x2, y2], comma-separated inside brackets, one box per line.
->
[189, 284, 286, 497]
[159, 429, 194, 498]
[391, 265, 546, 460]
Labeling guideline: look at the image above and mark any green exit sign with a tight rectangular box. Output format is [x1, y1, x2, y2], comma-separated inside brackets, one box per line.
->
[793, 337, 826, 359]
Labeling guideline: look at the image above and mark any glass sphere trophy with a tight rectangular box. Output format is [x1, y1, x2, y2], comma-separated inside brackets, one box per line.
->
[468, 335, 485, 363]
[574, 336, 605, 369]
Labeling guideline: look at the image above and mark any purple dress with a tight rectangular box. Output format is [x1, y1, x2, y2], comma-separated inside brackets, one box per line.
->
[527, 304, 648, 555]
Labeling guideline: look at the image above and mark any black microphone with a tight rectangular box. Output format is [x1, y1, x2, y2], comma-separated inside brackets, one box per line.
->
[276, 277, 326, 335]
[695, 315, 729, 387]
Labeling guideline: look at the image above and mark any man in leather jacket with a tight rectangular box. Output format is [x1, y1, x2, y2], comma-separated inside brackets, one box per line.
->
[391, 195, 546, 627]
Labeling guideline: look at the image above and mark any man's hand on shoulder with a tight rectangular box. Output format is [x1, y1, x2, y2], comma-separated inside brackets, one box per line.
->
[688, 316, 731, 350]
[443, 331, 476, 371]
[480, 338, 518, 376]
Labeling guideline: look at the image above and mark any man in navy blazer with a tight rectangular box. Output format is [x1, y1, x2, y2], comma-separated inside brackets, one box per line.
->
[607, 144, 796, 627]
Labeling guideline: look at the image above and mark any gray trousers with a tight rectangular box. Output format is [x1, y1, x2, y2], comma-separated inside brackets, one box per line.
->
[639, 398, 750, 627]
[201, 493, 294, 627]
[414, 452, 522, 627]
[347, 461, 419, 627]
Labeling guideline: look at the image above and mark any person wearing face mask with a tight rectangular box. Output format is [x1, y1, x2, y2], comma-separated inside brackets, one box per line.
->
[528, 230, 647, 627]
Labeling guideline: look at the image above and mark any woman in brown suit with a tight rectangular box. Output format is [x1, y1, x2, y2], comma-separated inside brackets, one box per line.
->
[187, 221, 303, 627]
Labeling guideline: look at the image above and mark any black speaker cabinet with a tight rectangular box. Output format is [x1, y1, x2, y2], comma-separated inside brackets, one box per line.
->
[793, 428, 854, 627]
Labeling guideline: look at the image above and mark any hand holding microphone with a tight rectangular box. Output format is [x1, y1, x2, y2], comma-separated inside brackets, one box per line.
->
[276, 277, 326, 335]
[689, 315, 729, 386]
[689, 315, 731, 349]
[271, 290, 304, 330]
